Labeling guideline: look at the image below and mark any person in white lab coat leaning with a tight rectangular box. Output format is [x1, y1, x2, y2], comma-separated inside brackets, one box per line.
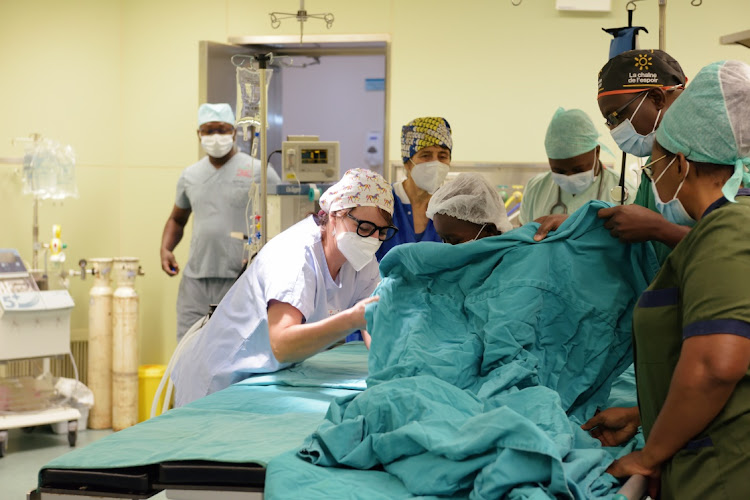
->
[171, 168, 397, 407]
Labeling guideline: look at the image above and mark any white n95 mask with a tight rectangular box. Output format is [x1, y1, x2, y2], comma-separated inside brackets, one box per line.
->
[410, 160, 449, 194]
[336, 230, 381, 271]
[551, 169, 595, 195]
[609, 94, 662, 158]
[201, 134, 234, 158]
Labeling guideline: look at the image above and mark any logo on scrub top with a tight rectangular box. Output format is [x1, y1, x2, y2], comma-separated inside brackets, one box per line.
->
[328, 308, 341, 316]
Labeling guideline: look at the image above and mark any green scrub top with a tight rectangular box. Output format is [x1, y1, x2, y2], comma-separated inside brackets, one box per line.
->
[632, 192, 750, 499]
[632, 170, 673, 266]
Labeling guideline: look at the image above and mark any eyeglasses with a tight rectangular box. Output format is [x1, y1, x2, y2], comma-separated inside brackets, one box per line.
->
[639, 154, 667, 181]
[345, 212, 398, 241]
[604, 91, 648, 128]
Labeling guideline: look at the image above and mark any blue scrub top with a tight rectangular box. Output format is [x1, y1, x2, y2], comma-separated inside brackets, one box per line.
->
[375, 187, 441, 262]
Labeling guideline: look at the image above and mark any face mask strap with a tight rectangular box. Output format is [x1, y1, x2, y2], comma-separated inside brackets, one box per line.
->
[592, 152, 600, 176]
[472, 223, 487, 241]
[651, 109, 662, 133]
[653, 156, 677, 185]
[672, 160, 690, 201]
[630, 92, 650, 122]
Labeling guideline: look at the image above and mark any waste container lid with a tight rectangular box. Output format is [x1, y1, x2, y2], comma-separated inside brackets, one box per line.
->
[138, 364, 166, 377]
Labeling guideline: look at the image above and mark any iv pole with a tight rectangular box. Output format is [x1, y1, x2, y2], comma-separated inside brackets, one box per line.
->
[659, 0, 666, 50]
[257, 54, 271, 248]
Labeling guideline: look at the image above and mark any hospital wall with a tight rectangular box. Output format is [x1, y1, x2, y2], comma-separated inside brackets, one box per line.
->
[1, 0, 748, 366]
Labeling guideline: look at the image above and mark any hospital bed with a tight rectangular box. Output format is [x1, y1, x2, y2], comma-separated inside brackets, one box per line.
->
[28, 342, 647, 500]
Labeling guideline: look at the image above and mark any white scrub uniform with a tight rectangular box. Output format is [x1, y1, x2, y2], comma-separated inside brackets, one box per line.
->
[171, 215, 380, 407]
[518, 166, 635, 225]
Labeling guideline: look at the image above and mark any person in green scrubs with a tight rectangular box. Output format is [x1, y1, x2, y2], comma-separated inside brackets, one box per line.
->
[534, 50, 690, 265]
[582, 60, 750, 499]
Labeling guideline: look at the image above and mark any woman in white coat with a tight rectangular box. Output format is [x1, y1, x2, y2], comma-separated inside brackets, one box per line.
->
[171, 168, 397, 406]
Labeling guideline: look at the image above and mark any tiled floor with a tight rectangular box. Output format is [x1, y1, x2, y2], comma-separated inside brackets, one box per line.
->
[0, 426, 171, 499]
[0, 426, 113, 499]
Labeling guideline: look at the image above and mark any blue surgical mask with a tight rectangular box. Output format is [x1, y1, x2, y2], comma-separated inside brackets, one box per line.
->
[651, 157, 696, 227]
[550, 155, 597, 195]
[610, 94, 662, 158]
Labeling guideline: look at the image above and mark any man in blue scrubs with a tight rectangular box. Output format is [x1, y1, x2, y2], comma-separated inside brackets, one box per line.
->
[375, 117, 452, 261]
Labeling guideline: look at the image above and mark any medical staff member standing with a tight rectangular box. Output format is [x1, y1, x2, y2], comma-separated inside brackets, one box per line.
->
[375, 117, 452, 261]
[583, 60, 750, 500]
[534, 51, 691, 263]
[519, 107, 634, 225]
[160, 103, 281, 341]
[171, 169, 397, 406]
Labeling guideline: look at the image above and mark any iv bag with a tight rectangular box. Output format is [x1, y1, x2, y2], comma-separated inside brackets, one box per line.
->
[22, 138, 78, 200]
[235, 65, 273, 141]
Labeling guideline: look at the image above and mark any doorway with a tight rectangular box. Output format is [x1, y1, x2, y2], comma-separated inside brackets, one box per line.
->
[199, 34, 391, 180]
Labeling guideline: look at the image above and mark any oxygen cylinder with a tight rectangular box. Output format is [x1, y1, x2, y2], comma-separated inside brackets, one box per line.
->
[112, 257, 140, 431]
[87, 258, 113, 429]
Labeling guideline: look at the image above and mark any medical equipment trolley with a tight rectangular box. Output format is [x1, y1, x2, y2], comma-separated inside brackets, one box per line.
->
[0, 248, 79, 457]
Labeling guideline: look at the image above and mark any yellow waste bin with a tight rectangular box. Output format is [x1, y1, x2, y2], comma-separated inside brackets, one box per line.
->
[138, 364, 166, 422]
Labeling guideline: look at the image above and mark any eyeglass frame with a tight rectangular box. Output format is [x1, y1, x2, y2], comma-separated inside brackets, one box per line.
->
[343, 211, 399, 242]
[604, 91, 648, 128]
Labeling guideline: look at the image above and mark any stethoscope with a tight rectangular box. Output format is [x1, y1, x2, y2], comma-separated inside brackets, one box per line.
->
[550, 163, 628, 214]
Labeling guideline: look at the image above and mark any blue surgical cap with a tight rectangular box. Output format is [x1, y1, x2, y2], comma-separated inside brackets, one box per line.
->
[544, 108, 600, 160]
[198, 103, 235, 127]
[656, 60, 750, 202]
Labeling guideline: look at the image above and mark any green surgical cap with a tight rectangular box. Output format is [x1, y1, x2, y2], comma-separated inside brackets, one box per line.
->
[656, 60, 750, 202]
[544, 108, 599, 160]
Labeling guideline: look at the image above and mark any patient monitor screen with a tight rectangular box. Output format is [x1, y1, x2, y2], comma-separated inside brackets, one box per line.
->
[301, 148, 328, 164]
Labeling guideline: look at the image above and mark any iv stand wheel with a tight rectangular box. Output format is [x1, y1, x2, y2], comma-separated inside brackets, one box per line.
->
[67, 420, 78, 447]
[0, 430, 8, 458]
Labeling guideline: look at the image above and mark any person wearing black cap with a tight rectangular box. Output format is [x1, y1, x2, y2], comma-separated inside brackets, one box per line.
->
[533, 50, 691, 265]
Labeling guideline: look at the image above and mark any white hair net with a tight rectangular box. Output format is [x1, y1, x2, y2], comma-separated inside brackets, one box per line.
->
[426, 173, 512, 233]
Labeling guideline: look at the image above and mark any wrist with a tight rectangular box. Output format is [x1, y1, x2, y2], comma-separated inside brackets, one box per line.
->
[640, 444, 664, 471]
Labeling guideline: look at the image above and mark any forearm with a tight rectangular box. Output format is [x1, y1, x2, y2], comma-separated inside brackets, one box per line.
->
[161, 219, 184, 252]
[653, 220, 691, 248]
[271, 309, 357, 364]
[641, 362, 736, 468]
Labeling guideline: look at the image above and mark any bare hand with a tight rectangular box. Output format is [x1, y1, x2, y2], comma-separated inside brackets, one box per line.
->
[161, 249, 179, 276]
[581, 407, 640, 447]
[597, 204, 667, 243]
[347, 296, 379, 331]
[362, 330, 372, 350]
[607, 451, 662, 498]
[533, 214, 569, 241]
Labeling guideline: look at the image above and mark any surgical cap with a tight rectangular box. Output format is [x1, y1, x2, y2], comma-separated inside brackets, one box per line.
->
[426, 173, 512, 233]
[401, 117, 453, 164]
[319, 168, 394, 215]
[198, 103, 235, 127]
[544, 108, 599, 160]
[598, 49, 687, 98]
[656, 60, 750, 202]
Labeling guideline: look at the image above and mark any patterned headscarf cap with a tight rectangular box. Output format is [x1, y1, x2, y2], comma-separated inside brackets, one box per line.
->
[401, 117, 453, 164]
[319, 168, 394, 214]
